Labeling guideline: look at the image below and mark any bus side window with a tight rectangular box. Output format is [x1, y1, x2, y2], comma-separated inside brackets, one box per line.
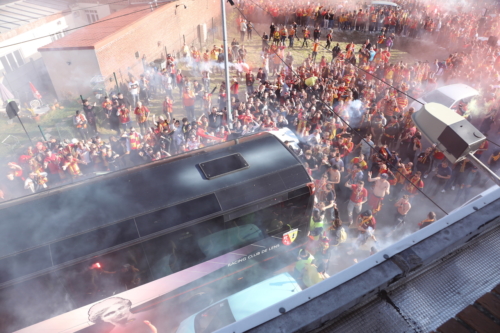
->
[141, 217, 224, 279]
[196, 193, 311, 258]
[1, 244, 152, 330]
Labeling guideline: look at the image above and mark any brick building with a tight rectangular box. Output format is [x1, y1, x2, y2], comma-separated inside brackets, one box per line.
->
[38, 1, 222, 100]
[0, 0, 126, 103]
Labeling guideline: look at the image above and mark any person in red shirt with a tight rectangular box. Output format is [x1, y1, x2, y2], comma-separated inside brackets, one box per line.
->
[350, 154, 368, 170]
[230, 79, 239, 97]
[162, 96, 173, 122]
[43, 150, 62, 183]
[238, 109, 255, 125]
[474, 139, 489, 161]
[338, 136, 354, 158]
[117, 104, 131, 132]
[259, 116, 278, 131]
[345, 180, 368, 225]
[183, 87, 196, 121]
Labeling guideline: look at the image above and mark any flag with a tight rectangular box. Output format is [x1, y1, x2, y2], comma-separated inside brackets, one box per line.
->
[282, 228, 298, 246]
[29, 82, 42, 100]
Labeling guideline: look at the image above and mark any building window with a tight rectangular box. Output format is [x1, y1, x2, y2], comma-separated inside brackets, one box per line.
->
[13, 50, 24, 66]
[50, 31, 65, 42]
[85, 10, 99, 24]
[0, 50, 24, 73]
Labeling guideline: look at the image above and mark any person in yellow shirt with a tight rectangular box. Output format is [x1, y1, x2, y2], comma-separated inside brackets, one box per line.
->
[302, 260, 328, 288]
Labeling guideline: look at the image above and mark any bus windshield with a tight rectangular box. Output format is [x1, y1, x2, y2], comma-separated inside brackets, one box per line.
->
[194, 300, 236, 333]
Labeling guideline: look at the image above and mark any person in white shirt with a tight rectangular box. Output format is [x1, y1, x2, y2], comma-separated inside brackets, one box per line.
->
[128, 78, 140, 106]
[240, 20, 247, 42]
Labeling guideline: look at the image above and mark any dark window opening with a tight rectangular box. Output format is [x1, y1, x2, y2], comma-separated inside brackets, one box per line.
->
[199, 154, 249, 179]
[0, 56, 11, 72]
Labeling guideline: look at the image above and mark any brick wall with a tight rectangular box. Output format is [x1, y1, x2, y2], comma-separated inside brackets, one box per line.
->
[95, 1, 222, 90]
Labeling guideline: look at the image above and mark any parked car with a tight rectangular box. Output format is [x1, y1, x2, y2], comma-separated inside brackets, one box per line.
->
[175, 273, 302, 333]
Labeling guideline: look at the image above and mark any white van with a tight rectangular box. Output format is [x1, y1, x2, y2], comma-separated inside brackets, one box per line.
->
[371, 1, 400, 9]
[175, 273, 302, 333]
[409, 83, 479, 112]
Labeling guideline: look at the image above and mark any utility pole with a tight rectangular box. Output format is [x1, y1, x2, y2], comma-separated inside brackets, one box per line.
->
[221, 0, 233, 128]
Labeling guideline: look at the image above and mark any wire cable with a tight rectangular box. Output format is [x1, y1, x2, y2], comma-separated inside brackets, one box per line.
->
[232, 3, 448, 215]
[0, 1, 172, 50]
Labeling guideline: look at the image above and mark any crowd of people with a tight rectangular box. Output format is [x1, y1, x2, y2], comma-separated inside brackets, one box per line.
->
[233, 0, 500, 285]
[2, 1, 500, 282]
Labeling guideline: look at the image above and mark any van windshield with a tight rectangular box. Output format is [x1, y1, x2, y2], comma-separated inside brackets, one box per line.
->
[194, 299, 236, 333]
[421, 90, 455, 107]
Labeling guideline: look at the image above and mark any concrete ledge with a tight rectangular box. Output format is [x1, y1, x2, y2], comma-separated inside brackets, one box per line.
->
[248, 260, 403, 333]
[400, 199, 500, 270]
[244, 198, 500, 333]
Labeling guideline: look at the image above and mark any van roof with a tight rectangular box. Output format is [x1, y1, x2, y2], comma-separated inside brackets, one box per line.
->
[371, 1, 400, 7]
[436, 84, 479, 102]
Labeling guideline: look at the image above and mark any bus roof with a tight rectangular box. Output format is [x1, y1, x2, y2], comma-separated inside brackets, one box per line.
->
[0, 133, 310, 285]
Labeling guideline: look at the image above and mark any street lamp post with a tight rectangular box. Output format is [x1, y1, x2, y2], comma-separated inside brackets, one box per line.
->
[220, 0, 233, 129]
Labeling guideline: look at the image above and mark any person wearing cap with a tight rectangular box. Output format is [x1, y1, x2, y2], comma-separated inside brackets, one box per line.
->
[345, 180, 368, 225]
[367, 171, 391, 214]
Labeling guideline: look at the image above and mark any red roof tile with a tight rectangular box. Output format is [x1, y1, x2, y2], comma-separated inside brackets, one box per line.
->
[39, 4, 155, 51]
